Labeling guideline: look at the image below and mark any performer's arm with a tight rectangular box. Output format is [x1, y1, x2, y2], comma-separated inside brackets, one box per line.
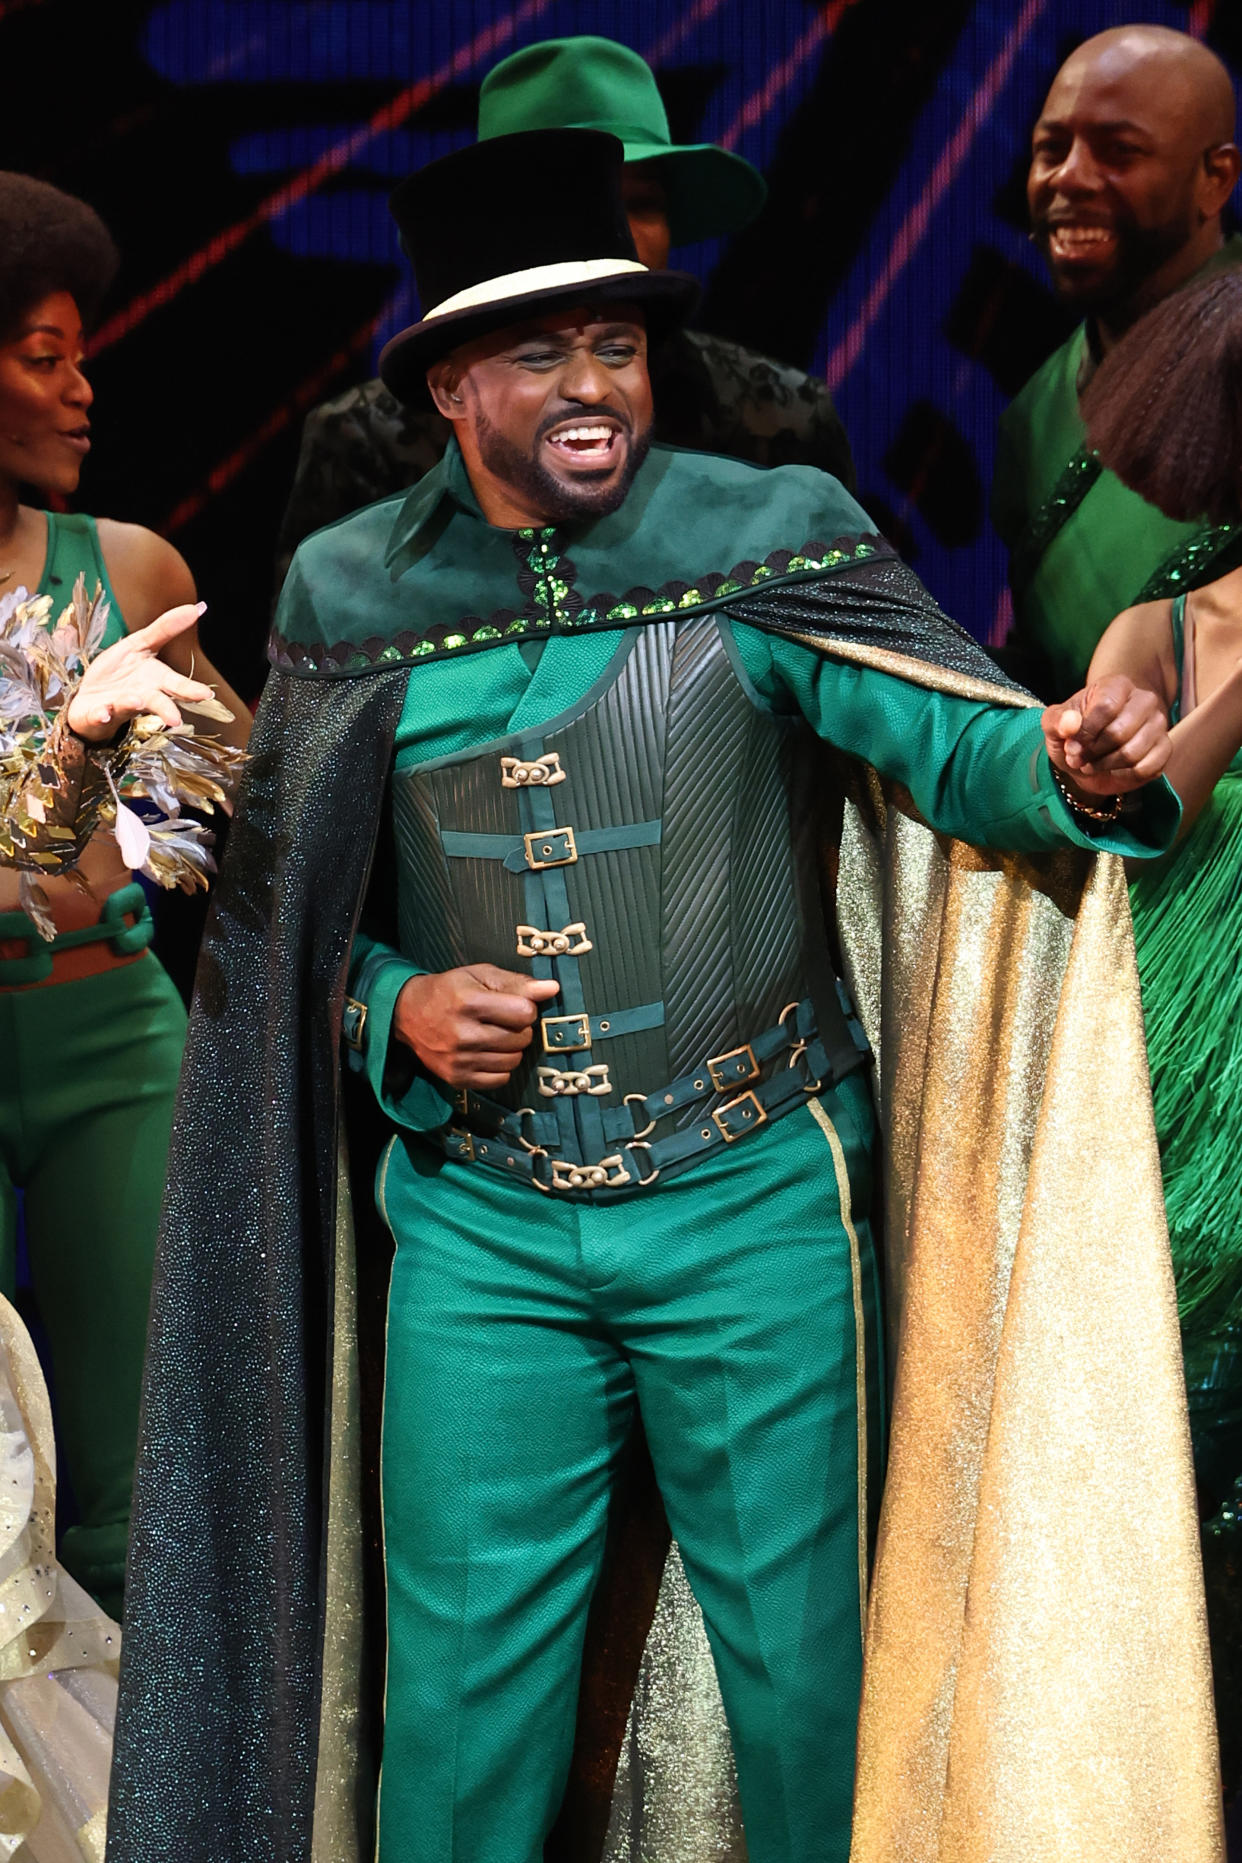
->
[725, 620, 1179, 856]
[99, 521, 252, 750]
[1089, 596, 1242, 838]
[3, 604, 218, 874]
[1, 710, 112, 871]
[345, 928, 558, 1126]
[344, 926, 452, 1131]
[1147, 667, 1242, 835]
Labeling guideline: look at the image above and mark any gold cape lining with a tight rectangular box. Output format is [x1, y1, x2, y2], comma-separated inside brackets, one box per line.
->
[314, 636, 1222, 1863]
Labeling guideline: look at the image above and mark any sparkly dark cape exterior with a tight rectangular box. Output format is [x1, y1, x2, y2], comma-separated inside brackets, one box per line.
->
[106, 508, 1019, 1861]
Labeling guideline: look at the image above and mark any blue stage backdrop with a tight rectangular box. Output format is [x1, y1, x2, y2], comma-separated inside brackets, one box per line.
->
[1, 0, 1235, 692]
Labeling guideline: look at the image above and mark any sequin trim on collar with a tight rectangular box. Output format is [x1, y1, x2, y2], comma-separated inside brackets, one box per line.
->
[1133, 522, 1242, 605]
[269, 532, 891, 677]
[1008, 446, 1102, 601]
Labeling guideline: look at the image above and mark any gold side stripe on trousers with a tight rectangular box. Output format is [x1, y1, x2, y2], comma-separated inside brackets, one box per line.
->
[371, 1135, 398, 1863]
[806, 1095, 869, 1647]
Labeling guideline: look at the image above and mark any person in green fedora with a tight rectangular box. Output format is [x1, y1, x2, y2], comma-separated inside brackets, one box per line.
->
[993, 24, 1242, 699]
[478, 33, 767, 247]
[274, 34, 855, 585]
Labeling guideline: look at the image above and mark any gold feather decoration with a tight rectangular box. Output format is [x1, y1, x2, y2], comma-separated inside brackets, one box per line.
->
[0, 576, 247, 937]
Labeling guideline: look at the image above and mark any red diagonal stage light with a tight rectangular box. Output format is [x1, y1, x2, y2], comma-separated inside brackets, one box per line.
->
[163, 284, 410, 535]
[825, 0, 1050, 394]
[644, 0, 731, 68]
[89, 0, 557, 359]
[719, 0, 860, 153]
[155, 0, 735, 535]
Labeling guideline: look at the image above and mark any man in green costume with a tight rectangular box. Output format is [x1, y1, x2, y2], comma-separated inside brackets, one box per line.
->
[109, 131, 1221, 1863]
[274, 33, 856, 585]
[994, 24, 1242, 697]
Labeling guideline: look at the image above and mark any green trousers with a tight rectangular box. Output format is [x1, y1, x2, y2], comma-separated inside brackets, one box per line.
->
[0, 954, 186, 1619]
[377, 1077, 884, 1863]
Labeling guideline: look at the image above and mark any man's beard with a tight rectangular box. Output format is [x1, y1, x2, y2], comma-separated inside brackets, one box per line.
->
[475, 406, 653, 523]
[1033, 203, 1198, 315]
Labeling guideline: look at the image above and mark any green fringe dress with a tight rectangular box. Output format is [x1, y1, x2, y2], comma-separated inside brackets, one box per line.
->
[1129, 590, 1242, 1802]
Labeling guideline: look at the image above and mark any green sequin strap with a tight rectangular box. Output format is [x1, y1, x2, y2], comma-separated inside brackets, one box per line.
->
[1133, 523, 1242, 606]
[1007, 446, 1102, 602]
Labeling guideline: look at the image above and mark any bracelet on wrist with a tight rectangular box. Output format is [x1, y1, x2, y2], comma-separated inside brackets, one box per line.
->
[1051, 764, 1124, 823]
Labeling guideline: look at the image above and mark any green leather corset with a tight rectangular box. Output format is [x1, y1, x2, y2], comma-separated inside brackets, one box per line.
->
[390, 615, 866, 1196]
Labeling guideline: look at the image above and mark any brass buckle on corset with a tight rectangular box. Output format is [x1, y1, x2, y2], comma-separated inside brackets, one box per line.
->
[541, 1012, 591, 1052]
[342, 996, 368, 1053]
[706, 1042, 760, 1092]
[501, 752, 566, 788]
[524, 827, 578, 870]
[547, 1154, 632, 1193]
[711, 1090, 766, 1144]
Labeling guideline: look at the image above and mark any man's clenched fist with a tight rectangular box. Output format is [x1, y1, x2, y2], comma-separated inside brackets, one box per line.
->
[392, 963, 560, 1090]
[1042, 673, 1169, 799]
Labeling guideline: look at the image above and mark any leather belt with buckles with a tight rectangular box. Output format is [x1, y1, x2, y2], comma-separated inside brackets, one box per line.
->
[539, 1001, 665, 1052]
[427, 994, 872, 1200]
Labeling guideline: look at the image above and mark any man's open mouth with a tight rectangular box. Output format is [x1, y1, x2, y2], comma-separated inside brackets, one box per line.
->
[1047, 222, 1117, 265]
[545, 422, 625, 467]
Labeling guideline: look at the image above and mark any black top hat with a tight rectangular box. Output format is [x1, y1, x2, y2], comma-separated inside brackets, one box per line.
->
[378, 128, 699, 405]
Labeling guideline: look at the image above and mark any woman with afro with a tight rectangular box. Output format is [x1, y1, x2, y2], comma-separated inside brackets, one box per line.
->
[0, 173, 250, 1625]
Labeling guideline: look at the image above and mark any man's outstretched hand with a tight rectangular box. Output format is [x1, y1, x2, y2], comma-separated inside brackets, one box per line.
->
[392, 963, 560, 1090]
[1042, 674, 1169, 799]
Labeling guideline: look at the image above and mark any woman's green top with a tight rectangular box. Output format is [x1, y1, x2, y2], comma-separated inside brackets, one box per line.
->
[35, 511, 126, 647]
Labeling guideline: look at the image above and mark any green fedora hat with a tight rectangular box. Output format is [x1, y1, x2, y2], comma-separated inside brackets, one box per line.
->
[478, 36, 767, 245]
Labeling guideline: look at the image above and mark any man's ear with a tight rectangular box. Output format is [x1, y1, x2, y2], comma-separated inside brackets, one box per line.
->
[427, 359, 466, 420]
[1201, 141, 1242, 218]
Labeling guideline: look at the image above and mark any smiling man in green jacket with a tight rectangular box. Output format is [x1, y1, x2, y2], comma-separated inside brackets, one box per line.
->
[107, 128, 1223, 1863]
[995, 24, 1242, 696]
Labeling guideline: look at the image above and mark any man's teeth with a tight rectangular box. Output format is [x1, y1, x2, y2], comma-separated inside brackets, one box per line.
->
[553, 426, 614, 444]
[1052, 226, 1113, 252]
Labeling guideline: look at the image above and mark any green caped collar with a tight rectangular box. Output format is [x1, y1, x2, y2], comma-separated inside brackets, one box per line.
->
[381, 437, 483, 568]
[271, 441, 890, 679]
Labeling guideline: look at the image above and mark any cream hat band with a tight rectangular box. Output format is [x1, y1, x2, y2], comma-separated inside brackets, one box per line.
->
[424, 256, 648, 321]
